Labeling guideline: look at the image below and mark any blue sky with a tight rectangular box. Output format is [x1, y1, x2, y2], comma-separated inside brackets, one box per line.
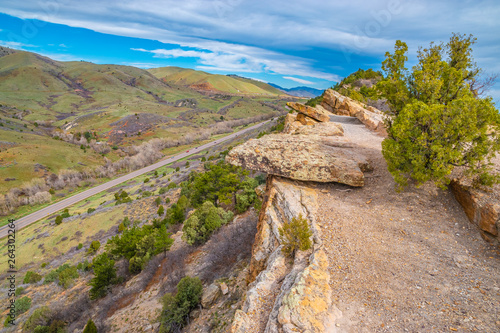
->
[0, 0, 499, 98]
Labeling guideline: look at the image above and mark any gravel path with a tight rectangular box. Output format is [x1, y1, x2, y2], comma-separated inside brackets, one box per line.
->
[318, 116, 500, 332]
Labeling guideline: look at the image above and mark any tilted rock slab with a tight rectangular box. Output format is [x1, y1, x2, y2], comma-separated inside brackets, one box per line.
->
[231, 176, 332, 333]
[225, 134, 369, 187]
[321, 89, 387, 135]
[287, 102, 331, 122]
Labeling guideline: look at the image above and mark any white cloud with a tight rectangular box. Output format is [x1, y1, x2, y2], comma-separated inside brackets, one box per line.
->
[132, 47, 340, 81]
[283, 76, 314, 85]
[0, 40, 37, 49]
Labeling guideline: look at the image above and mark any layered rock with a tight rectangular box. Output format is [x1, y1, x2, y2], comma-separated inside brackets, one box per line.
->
[283, 113, 343, 136]
[231, 176, 332, 333]
[287, 102, 331, 122]
[225, 134, 370, 187]
[321, 89, 386, 135]
[450, 179, 500, 247]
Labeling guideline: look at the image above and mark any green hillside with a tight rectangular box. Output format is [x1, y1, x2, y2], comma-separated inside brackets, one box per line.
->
[148, 67, 285, 95]
[0, 47, 287, 200]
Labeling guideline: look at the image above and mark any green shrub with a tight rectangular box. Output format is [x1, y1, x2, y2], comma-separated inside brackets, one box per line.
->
[162, 172, 166, 177]
[175, 167, 180, 172]
[159, 276, 203, 332]
[83, 319, 97, 333]
[182, 201, 233, 245]
[157, 205, 164, 216]
[14, 296, 32, 315]
[144, 178, 150, 183]
[155, 197, 162, 206]
[15, 287, 25, 296]
[60, 208, 70, 218]
[87, 208, 96, 214]
[23, 306, 51, 331]
[41, 262, 48, 268]
[54, 215, 63, 225]
[278, 214, 313, 258]
[167, 182, 177, 190]
[159, 188, 167, 195]
[77, 243, 83, 250]
[165, 197, 171, 204]
[185, 161, 190, 168]
[49, 188, 55, 194]
[23, 271, 42, 284]
[33, 326, 50, 333]
[88, 241, 101, 255]
[58, 266, 79, 289]
[114, 190, 132, 205]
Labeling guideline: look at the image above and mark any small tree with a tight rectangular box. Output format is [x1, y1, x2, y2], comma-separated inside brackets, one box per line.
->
[55, 215, 63, 225]
[89, 253, 116, 299]
[379, 34, 500, 189]
[157, 205, 164, 216]
[83, 319, 97, 333]
[278, 214, 313, 258]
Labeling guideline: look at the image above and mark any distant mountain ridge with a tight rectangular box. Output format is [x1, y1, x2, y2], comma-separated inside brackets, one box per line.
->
[268, 83, 323, 98]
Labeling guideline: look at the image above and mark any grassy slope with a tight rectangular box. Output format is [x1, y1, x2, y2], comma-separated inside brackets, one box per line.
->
[148, 67, 284, 95]
[0, 48, 285, 199]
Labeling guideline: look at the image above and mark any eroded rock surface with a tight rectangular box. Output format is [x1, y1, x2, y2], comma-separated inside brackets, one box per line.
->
[225, 134, 369, 187]
[231, 176, 332, 333]
[321, 89, 386, 135]
[451, 179, 500, 247]
[287, 102, 330, 122]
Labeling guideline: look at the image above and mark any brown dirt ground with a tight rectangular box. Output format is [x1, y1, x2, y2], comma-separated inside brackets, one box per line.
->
[317, 118, 500, 332]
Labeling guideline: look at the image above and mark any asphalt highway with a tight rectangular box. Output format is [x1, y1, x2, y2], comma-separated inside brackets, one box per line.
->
[0, 119, 272, 239]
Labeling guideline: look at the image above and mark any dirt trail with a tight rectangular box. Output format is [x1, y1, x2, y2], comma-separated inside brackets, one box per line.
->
[319, 117, 500, 332]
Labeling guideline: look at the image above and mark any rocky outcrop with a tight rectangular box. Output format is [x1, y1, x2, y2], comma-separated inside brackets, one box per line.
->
[450, 179, 500, 247]
[283, 113, 344, 136]
[321, 89, 386, 135]
[231, 176, 332, 333]
[225, 134, 370, 187]
[287, 102, 330, 122]
[201, 283, 221, 308]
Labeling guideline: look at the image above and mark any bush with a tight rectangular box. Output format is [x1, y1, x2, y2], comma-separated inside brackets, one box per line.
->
[185, 161, 190, 168]
[43, 264, 79, 288]
[279, 214, 313, 258]
[23, 271, 42, 284]
[82, 319, 97, 333]
[60, 208, 70, 218]
[157, 205, 164, 216]
[114, 190, 132, 205]
[49, 188, 55, 194]
[159, 276, 203, 332]
[54, 215, 63, 225]
[144, 178, 150, 183]
[165, 197, 171, 204]
[41, 262, 48, 268]
[182, 201, 233, 245]
[87, 207, 96, 214]
[175, 167, 180, 172]
[14, 296, 32, 315]
[77, 243, 83, 250]
[167, 182, 177, 190]
[159, 187, 167, 195]
[87, 241, 101, 255]
[15, 287, 25, 296]
[23, 306, 51, 331]
[155, 197, 162, 206]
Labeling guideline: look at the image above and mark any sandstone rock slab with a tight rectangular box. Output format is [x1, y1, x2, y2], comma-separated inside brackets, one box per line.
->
[287, 102, 330, 122]
[201, 283, 221, 308]
[226, 134, 368, 187]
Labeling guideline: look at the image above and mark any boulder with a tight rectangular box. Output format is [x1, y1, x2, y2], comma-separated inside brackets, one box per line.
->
[231, 310, 251, 333]
[283, 113, 303, 134]
[287, 102, 330, 122]
[201, 283, 221, 308]
[220, 282, 229, 295]
[296, 113, 319, 126]
[450, 179, 500, 246]
[226, 134, 369, 187]
[321, 89, 352, 115]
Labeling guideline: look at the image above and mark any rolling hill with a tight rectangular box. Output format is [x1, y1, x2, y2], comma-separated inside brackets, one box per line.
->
[148, 67, 285, 95]
[267, 83, 324, 98]
[0, 47, 288, 196]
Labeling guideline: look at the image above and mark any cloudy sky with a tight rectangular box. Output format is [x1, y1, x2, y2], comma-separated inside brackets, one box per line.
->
[0, 0, 499, 97]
